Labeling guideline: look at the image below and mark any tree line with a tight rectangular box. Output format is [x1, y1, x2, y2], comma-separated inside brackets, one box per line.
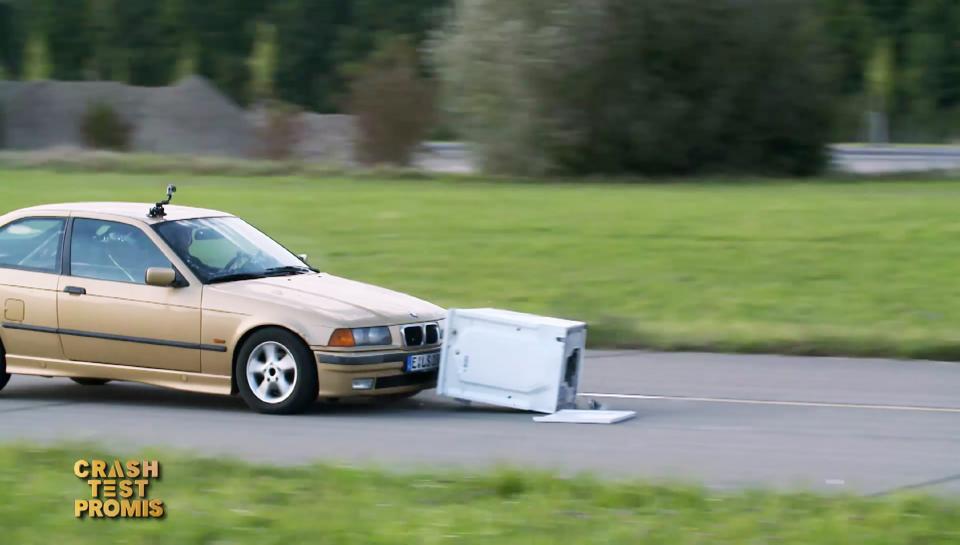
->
[0, 0, 957, 139]
[1, 0, 959, 174]
[820, 0, 960, 141]
[0, 0, 448, 112]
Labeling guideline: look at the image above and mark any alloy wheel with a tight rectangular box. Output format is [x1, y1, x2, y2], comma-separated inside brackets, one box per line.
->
[246, 341, 299, 404]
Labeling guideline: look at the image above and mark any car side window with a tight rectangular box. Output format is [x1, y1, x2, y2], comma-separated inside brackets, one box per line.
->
[70, 219, 172, 284]
[0, 217, 66, 273]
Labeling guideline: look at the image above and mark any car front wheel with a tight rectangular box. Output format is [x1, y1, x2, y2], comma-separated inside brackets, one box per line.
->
[236, 328, 318, 415]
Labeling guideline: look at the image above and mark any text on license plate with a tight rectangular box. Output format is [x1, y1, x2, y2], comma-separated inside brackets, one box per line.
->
[405, 352, 440, 373]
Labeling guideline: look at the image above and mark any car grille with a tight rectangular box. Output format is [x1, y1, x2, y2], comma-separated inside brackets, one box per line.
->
[402, 323, 440, 347]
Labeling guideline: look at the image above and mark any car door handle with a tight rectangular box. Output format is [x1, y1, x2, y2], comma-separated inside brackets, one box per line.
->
[63, 286, 87, 296]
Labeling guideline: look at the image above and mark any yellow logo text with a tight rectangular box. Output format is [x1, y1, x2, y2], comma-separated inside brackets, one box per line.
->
[74, 459, 165, 519]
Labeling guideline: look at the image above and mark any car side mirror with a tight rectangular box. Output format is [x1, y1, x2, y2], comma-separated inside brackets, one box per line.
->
[145, 267, 177, 287]
[297, 253, 309, 264]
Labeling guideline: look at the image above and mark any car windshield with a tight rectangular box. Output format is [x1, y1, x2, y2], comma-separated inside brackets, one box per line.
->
[154, 217, 313, 284]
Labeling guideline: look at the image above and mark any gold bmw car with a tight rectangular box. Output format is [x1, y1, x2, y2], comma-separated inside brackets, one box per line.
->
[0, 189, 445, 414]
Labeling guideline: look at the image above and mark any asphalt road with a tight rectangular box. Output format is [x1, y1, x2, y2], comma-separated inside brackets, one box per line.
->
[1, 350, 958, 495]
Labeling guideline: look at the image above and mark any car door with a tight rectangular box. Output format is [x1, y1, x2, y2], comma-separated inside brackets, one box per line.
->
[57, 216, 202, 372]
[0, 216, 67, 362]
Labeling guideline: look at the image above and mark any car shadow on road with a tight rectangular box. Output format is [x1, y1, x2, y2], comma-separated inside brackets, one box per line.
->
[3, 378, 247, 413]
[2, 377, 523, 417]
[309, 394, 522, 417]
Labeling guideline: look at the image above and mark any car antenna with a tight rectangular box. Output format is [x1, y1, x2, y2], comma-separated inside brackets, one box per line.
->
[148, 184, 177, 218]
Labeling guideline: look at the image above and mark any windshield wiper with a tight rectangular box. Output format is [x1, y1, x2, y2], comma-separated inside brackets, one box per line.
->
[207, 272, 268, 284]
[262, 265, 317, 276]
[208, 266, 314, 284]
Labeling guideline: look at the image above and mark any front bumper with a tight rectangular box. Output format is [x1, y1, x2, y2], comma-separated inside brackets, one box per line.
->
[312, 347, 440, 397]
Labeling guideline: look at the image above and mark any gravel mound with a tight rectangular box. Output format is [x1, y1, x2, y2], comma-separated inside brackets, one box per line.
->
[0, 77, 259, 157]
[2, 80, 146, 150]
[134, 77, 257, 157]
[0, 81, 22, 105]
[0, 76, 358, 162]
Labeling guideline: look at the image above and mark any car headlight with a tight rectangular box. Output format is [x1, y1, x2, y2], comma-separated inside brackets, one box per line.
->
[328, 327, 392, 347]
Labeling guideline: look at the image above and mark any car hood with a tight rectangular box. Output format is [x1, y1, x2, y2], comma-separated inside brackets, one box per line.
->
[204, 273, 446, 327]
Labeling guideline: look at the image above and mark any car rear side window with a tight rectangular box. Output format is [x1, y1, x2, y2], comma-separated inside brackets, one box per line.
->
[70, 219, 172, 284]
[0, 217, 66, 273]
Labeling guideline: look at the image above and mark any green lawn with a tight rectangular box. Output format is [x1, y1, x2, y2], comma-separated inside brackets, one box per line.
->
[1, 445, 957, 544]
[3, 169, 960, 359]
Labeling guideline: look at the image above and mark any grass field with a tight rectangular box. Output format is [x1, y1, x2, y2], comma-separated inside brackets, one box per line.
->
[1, 445, 957, 544]
[3, 169, 960, 359]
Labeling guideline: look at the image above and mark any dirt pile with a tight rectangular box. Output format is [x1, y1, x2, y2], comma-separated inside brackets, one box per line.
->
[0, 77, 355, 163]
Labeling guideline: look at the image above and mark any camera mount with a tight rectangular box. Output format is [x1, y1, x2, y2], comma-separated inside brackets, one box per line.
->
[148, 184, 177, 218]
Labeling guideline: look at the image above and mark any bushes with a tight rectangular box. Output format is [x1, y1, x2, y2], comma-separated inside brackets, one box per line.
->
[433, 0, 838, 176]
[255, 101, 305, 160]
[80, 102, 131, 151]
[348, 39, 435, 166]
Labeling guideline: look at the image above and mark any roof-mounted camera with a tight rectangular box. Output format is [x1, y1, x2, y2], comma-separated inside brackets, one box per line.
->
[148, 184, 177, 218]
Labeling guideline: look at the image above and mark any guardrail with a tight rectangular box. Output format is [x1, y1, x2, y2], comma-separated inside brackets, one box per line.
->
[416, 142, 960, 175]
[831, 145, 960, 174]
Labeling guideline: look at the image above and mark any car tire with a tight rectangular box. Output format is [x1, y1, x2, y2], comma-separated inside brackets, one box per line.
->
[0, 343, 9, 393]
[71, 378, 111, 386]
[236, 328, 318, 415]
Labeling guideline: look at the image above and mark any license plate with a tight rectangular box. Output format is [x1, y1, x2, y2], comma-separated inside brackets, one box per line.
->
[405, 352, 440, 373]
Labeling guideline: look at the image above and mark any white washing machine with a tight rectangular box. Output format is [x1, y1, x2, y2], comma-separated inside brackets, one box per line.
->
[437, 308, 586, 413]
